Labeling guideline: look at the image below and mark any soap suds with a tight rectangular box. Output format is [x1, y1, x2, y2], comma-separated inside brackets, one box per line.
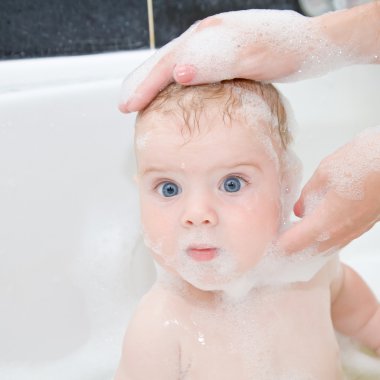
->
[323, 126, 380, 200]
[121, 8, 374, 104]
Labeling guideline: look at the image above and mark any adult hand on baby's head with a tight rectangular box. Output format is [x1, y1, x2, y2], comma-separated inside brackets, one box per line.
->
[278, 128, 380, 255]
[119, 9, 331, 113]
[120, 2, 379, 113]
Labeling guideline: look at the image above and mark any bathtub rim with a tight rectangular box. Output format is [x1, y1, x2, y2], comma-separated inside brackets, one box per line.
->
[0, 50, 155, 94]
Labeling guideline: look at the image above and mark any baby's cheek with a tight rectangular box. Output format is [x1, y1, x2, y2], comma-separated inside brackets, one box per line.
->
[232, 196, 280, 238]
[140, 202, 177, 250]
[141, 209, 165, 240]
[139, 200, 161, 237]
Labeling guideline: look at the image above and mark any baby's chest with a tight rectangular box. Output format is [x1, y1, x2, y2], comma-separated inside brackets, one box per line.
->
[178, 291, 342, 380]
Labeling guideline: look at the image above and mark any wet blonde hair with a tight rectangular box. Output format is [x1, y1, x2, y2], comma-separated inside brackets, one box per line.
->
[137, 79, 292, 149]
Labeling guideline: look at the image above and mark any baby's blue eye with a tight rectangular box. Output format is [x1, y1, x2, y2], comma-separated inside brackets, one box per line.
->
[159, 182, 180, 197]
[223, 176, 244, 193]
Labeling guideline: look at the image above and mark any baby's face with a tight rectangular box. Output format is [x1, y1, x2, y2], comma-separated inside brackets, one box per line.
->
[135, 108, 282, 290]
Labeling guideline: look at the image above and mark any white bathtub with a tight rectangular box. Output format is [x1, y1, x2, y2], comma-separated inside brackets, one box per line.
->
[0, 50, 379, 380]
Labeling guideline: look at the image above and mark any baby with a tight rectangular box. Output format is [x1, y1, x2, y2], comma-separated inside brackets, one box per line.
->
[115, 79, 380, 379]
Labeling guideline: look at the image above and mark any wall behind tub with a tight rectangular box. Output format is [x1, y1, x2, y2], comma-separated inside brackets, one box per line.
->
[0, 0, 302, 60]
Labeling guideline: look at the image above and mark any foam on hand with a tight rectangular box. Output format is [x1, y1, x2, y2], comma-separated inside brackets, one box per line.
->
[323, 126, 380, 201]
[119, 34, 181, 107]
[120, 8, 376, 106]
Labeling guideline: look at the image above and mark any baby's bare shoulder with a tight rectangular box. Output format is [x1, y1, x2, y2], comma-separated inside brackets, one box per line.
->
[304, 255, 342, 288]
[128, 281, 189, 335]
[288, 255, 342, 296]
[114, 284, 183, 379]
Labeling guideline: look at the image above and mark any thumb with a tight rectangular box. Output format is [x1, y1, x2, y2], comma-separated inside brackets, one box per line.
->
[294, 168, 328, 217]
[277, 215, 322, 255]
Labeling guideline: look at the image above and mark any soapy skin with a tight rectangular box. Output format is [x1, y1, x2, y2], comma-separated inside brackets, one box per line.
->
[119, 2, 380, 258]
[119, 3, 380, 113]
[278, 127, 380, 254]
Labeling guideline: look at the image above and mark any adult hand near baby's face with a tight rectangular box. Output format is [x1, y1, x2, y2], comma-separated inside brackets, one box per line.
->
[119, 9, 323, 113]
[278, 129, 380, 255]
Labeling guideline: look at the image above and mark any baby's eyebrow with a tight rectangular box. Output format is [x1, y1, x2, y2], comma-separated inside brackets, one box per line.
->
[212, 162, 263, 175]
[140, 166, 174, 176]
[222, 162, 261, 171]
[140, 162, 261, 176]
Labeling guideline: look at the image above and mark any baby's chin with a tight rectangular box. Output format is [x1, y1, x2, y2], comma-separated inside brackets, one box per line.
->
[174, 249, 263, 294]
[178, 268, 238, 293]
[153, 247, 270, 296]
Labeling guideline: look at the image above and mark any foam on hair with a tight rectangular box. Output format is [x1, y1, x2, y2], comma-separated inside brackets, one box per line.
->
[137, 79, 292, 150]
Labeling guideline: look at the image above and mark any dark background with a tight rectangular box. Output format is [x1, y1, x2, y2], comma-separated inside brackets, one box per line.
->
[0, 0, 302, 60]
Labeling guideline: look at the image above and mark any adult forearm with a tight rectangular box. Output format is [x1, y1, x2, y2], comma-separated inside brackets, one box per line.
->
[317, 1, 380, 63]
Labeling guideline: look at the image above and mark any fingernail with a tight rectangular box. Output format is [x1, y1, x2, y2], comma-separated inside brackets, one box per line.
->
[118, 102, 131, 113]
[119, 93, 143, 113]
[174, 65, 196, 84]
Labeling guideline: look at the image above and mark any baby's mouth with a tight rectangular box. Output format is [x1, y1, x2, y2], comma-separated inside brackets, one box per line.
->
[186, 245, 220, 262]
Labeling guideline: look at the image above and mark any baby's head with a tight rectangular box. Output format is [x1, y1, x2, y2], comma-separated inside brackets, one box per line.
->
[134, 79, 301, 291]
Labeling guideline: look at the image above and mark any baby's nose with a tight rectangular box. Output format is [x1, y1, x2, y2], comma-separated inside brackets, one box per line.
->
[181, 194, 218, 227]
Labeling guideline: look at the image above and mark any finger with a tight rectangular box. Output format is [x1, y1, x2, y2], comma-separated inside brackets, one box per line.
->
[171, 16, 226, 85]
[119, 49, 176, 113]
[173, 64, 197, 85]
[293, 198, 304, 218]
[174, 63, 223, 86]
[277, 216, 322, 255]
[294, 169, 327, 217]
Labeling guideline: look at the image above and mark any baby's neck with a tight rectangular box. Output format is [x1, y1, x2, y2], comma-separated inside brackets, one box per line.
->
[156, 271, 276, 309]
[157, 272, 220, 303]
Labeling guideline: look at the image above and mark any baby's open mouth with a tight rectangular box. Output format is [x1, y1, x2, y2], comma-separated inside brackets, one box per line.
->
[186, 246, 219, 262]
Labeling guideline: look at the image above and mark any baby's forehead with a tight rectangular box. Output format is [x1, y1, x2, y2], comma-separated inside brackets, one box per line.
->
[135, 109, 282, 170]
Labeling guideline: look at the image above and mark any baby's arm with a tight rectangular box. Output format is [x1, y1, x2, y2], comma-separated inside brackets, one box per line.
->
[114, 294, 180, 380]
[331, 263, 380, 355]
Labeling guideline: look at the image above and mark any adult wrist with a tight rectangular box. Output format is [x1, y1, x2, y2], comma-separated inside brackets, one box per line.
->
[316, 2, 380, 63]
